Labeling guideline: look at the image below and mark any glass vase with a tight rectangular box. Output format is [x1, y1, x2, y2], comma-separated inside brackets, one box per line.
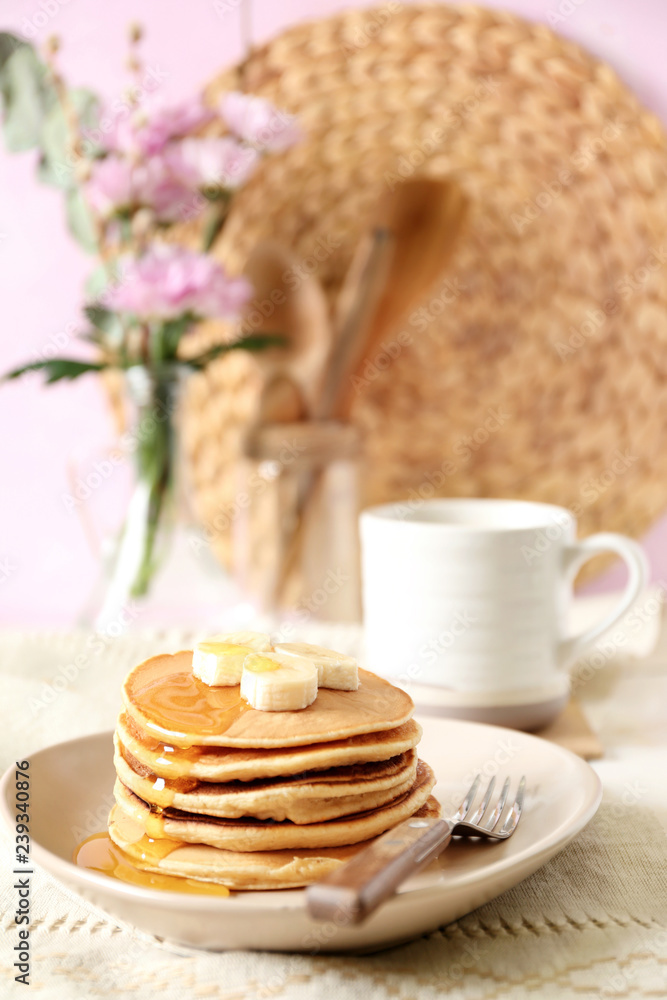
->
[232, 421, 362, 622]
[87, 366, 183, 629]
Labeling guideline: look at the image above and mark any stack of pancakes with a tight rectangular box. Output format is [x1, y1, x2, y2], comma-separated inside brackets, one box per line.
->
[110, 651, 439, 890]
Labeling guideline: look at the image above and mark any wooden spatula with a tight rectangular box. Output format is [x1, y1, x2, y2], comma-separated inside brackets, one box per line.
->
[325, 177, 469, 420]
[275, 178, 469, 604]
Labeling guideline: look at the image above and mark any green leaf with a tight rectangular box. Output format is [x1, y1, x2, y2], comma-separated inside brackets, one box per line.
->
[36, 151, 72, 188]
[85, 264, 111, 300]
[201, 198, 230, 252]
[84, 304, 118, 333]
[80, 329, 106, 347]
[2, 358, 106, 384]
[84, 304, 124, 350]
[118, 214, 133, 243]
[155, 315, 195, 363]
[133, 380, 177, 530]
[65, 187, 97, 253]
[184, 333, 286, 370]
[0, 43, 54, 151]
[40, 87, 101, 189]
[0, 33, 26, 73]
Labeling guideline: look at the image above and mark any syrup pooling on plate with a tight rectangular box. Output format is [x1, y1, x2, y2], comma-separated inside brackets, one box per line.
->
[126, 666, 252, 745]
[74, 833, 231, 896]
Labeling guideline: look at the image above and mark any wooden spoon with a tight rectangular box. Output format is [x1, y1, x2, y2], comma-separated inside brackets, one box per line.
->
[242, 240, 331, 420]
[275, 178, 469, 605]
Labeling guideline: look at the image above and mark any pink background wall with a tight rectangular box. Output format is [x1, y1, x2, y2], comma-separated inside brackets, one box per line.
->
[2, 0, 667, 626]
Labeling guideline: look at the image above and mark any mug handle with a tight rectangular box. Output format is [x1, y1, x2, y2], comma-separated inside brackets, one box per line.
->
[557, 533, 649, 668]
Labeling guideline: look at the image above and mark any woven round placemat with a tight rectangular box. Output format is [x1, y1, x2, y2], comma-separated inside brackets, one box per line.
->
[182, 3, 667, 576]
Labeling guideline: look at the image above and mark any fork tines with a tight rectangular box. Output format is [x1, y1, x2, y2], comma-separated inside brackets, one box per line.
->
[453, 773, 526, 838]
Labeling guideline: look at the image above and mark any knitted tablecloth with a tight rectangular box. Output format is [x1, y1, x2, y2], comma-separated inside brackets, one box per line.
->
[1, 624, 666, 999]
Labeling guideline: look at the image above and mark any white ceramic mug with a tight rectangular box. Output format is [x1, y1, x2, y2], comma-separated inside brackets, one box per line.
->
[360, 498, 649, 729]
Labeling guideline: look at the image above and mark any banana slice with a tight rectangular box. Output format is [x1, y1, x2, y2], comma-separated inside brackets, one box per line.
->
[193, 631, 272, 687]
[274, 642, 359, 691]
[240, 652, 318, 712]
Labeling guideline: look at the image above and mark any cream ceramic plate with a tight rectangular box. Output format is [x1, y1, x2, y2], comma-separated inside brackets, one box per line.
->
[0, 718, 601, 953]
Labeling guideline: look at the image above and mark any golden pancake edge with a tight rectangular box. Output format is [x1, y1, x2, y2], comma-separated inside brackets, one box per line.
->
[122, 652, 414, 748]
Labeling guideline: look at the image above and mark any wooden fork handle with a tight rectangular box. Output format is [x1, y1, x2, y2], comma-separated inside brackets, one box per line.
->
[305, 817, 453, 924]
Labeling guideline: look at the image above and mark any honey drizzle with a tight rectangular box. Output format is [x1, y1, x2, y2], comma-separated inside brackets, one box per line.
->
[73, 832, 231, 896]
[126, 670, 252, 746]
[119, 743, 200, 806]
[122, 713, 206, 777]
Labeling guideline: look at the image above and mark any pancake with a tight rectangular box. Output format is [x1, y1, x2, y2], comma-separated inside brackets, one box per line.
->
[99, 647, 440, 893]
[122, 652, 414, 748]
[114, 736, 419, 824]
[117, 712, 423, 782]
[108, 796, 442, 890]
[113, 759, 436, 852]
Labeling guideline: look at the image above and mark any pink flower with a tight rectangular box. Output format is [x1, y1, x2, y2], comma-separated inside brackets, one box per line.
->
[220, 91, 301, 151]
[84, 156, 136, 217]
[85, 154, 193, 222]
[105, 246, 253, 320]
[134, 157, 193, 221]
[104, 96, 214, 157]
[86, 137, 259, 222]
[169, 137, 259, 190]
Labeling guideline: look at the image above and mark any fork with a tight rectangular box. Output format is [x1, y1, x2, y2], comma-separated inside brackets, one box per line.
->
[306, 774, 526, 924]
